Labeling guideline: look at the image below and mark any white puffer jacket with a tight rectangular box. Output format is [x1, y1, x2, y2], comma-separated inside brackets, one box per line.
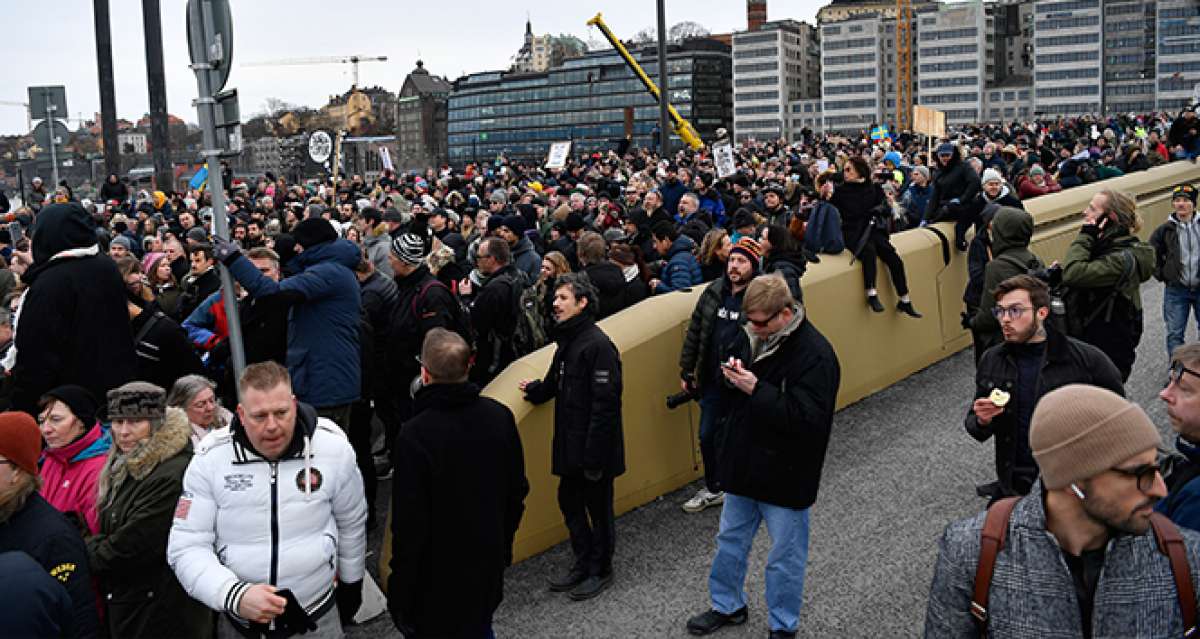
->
[167, 403, 366, 619]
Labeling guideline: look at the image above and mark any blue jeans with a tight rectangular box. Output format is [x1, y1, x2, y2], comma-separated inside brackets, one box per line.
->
[709, 493, 810, 632]
[698, 388, 723, 491]
[1164, 284, 1200, 360]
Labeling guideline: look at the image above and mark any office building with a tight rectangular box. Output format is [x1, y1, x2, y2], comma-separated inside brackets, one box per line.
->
[1031, 0, 1103, 116]
[447, 39, 731, 163]
[1102, 0, 1157, 114]
[1157, 0, 1200, 112]
[396, 60, 451, 171]
[820, 12, 905, 132]
[732, 19, 821, 142]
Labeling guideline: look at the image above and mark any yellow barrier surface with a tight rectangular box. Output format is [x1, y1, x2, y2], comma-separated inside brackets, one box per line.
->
[380, 161, 1200, 579]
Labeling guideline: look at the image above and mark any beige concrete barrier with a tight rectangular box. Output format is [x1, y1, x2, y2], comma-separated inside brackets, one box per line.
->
[379, 161, 1200, 581]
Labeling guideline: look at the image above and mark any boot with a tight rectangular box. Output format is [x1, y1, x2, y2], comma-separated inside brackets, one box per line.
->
[897, 300, 922, 318]
[867, 295, 885, 313]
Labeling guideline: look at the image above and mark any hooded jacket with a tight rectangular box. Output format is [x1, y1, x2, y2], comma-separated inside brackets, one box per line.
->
[926, 148, 982, 221]
[763, 249, 807, 303]
[167, 402, 367, 625]
[654, 235, 703, 294]
[88, 409, 212, 639]
[1150, 213, 1200, 288]
[510, 235, 541, 283]
[583, 261, 629, 319]
[1061, 223, 1155, 314]
[226, 238, 362, 407]
[363, 223, 393, 278]
[924, 480, 1200, 638]
[969, 207, 1043, 347]
[388, 382, 528, 638]
[12, 203, 137, 417]
[39, 422, 111, 534]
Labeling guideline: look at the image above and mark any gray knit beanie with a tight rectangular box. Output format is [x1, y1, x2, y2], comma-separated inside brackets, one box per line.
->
[1030, 384, 1161, 489]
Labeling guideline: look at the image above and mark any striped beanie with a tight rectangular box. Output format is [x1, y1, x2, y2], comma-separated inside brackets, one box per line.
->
[390, 233, 427, 266]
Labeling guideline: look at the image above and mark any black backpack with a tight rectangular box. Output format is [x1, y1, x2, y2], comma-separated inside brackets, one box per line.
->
[411, 279, 476, 351]
[492, 271, 547, 362]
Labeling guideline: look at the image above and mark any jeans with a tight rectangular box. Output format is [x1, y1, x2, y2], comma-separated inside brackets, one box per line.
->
[698, 388, 723, 492]
[558, 475, 616, 576]
[709, 493, 810, 633]
[1164, 284, 1200, 361]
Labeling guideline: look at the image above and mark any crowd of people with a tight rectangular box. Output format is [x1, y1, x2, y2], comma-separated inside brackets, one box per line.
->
[0, 104, 1196, 638]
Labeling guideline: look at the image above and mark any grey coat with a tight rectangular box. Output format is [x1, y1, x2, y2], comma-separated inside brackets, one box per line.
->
[925, 481, 1200, 638]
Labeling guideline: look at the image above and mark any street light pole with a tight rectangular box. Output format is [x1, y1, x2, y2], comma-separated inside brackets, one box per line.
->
[656, 0, 670, 159]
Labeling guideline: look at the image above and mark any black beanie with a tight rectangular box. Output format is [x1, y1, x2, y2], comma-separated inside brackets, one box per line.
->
[292, 218, 338, 249]
[41, 385, 99, 429]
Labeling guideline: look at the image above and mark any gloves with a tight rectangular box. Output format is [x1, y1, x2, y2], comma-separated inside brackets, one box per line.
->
[336, 579, 363, 627]
[212, 236, 240, 264]
[960, 311, 972, 330]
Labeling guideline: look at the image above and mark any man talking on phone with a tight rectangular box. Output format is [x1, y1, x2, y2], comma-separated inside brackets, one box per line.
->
[1059, 189, 1154, 381]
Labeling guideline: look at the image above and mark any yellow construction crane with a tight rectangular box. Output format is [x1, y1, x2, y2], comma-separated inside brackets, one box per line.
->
[896, 0, 914, 132]
[242, 55, 388, 88]
[587, 13, 705, 150]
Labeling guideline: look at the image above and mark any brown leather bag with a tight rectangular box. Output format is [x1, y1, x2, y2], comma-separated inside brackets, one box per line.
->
[970, 497, 1197, 638]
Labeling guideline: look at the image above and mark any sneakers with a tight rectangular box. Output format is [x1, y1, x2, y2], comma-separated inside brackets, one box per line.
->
[568, 573, 613, 601]
[687, 607, 748, 635]
[682, 489, 725, 513]
[547, 567, 588, 592]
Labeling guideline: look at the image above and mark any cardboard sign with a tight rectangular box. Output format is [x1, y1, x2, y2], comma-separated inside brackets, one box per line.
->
[545, 141, 572, 170]
[712, 142, 737, 178]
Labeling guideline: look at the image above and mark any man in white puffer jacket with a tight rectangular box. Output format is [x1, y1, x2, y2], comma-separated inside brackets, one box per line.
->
[168, 361, 366, 638]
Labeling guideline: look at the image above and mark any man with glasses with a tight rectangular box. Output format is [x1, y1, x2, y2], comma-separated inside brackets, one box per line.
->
[966, 275, 1123, 501]
[686, 274, 839, 639]
[927, 384, 1200, 638]
[1158, 344, 1200, 531]
[460, 237, 521, 386]
[1151, 184, 1200, 362]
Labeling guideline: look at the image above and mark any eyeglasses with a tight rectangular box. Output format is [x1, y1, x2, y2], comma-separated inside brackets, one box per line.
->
[1170, 360, 1200, 387]
[991, 305, 1031, 320]
[1110, 461, 1164, 493]
[747, 308, 782, 329]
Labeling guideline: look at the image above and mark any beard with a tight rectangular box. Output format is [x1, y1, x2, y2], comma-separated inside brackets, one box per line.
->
[1004, 316, 1041, 344]
[1082, 488, 1158, 536]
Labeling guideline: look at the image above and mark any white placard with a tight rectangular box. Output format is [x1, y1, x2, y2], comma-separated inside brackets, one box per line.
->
[545, 141, 572, 170]
[379, 146, 394, 171]
[712, 142, 737, 178]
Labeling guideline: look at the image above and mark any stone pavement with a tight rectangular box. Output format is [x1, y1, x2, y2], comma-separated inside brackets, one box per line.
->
[350, 281, 1179, 638]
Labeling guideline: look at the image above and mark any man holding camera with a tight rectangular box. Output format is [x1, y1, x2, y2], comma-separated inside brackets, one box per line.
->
[677, 238, 762, 513]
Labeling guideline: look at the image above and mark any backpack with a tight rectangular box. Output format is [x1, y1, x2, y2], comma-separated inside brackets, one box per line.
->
[970, 497, 1197, 638]
[1060, 248, 1138, 338]
[502, 271, 548, 360]
[804, 201, 845, 255]
[411, 279, 476, 351]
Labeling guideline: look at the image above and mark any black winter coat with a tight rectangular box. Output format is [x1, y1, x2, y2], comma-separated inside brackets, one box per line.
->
[468, 265, 520, 385]
[0, 493, 100, 637]
[582, 261, 628, 319]
[175, 268, 221, 322]
[524, 314, 625, 478]
[0, 550, 76, 638]
[389, 265, 459, 382]
[130, 307, 204, 392]
[926, 155, 981, 221]
[714, 308, 840, 509]
[13, 203, 136, 417]
[680, 277, 742, 390]
[361, 271, 399, 397]
[388, 382, 528, 638]
[87, 412, 212, 639]
[830, 179, 885, 243]
[763, 250, 806, 303]
[966, 326, 1124, 496]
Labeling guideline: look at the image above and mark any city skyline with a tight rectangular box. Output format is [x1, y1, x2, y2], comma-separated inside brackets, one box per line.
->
[0, 0, 825, 136]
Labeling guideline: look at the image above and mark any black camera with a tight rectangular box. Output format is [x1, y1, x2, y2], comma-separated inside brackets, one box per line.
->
[666, 390, 695, 410]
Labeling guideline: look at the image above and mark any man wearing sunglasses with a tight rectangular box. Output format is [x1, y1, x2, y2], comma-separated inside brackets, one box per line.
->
[1150, 184, 1200, 362]
[928, 384, 1200, 637]
[686, 274, 839, 639]
[967, 275, 1123, 501]
[1158, 344, 1200, 531]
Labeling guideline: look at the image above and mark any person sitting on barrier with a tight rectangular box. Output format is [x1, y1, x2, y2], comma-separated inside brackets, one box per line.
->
[829, 156, 921, 317]
[1158, 343, 1200, 531]
[926, 142, 982, 251]
[686, 274, 840, 639]
[965, 207, 1041, 357]
[1059, 189, 1155, 382]
[519, 273, 624, 602]
[1150, 184, 1200, 363]
[966, 275, 1123, 502]
[677, 238, 761, 514]
[928, 384, 1200, 638]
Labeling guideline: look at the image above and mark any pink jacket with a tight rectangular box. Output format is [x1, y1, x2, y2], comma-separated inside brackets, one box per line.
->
[39, 423, 111, 535]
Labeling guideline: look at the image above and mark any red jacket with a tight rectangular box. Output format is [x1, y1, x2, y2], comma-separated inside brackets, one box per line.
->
[39, 422, 110, 534]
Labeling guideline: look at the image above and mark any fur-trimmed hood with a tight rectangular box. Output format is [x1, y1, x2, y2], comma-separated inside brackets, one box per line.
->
[97, 407, 190, 507]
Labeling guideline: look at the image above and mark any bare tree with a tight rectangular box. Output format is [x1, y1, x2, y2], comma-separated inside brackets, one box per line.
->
[630, 27, 656, 45]
[669, 21, 710, 43]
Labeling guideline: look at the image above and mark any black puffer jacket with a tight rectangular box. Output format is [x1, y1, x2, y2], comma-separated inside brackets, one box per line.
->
[830, 179, 886, 244]
[714, 306, 840, 509]
[926, 148, 981, 221]
[966, 326, 1124, 496]
[389, 265, 459, 381]
[360, 271, 399, 397]
[523, 314, 625, 478]
[582, 261, 628, 319]
[679, 277, 738, 390]
[13, 203, 136, 416]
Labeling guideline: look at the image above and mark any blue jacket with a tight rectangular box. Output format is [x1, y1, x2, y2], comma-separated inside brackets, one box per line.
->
[805, 201, 845, 255]
[1160, 436, 1200, 532]
[654, 236, 702, 294]
[658, 179, 687, 216]
[697, 190, 726, 227]
[227, 239, 362, 407]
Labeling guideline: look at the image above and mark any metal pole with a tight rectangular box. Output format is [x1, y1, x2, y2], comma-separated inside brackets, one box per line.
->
[188, 0, 245, 389]
[93, 0, 121, 178]
[142, 0, 172, 191]
[656, 0, 670, 159]
[46, 92, 60, 188]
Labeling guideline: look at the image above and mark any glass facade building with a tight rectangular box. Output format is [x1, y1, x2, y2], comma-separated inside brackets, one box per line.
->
[447, 40, 732, 163]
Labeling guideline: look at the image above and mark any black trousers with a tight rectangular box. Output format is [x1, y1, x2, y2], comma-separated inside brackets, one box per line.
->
[557, 475, 615, 577]
[348, 400, 377, 526]
[858, 232, 909, 296]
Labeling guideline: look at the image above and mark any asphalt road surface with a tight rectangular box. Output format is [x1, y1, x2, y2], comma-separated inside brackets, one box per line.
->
[350, 281, 1178, 638]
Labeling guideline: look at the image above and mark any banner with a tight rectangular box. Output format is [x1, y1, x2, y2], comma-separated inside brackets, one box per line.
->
[379, 146, 394, 171]
[912, 105, 946, 138]
[712, 142, 737, 178]
[189, 165, 209, 190]
[545, 141, 572, 170]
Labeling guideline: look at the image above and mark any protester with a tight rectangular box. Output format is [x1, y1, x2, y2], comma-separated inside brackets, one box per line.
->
[389, 328, 529, 638]
[926, 142, 982, 250]
[166, 375, 231, 447]
[168, 362, 367, 636]
[37, 385, 109, 535]
[927, 384, 1200, 637]
[0, 411, 100, 637]
[521, 273, 624, 601]
[1151, 184, 1200, 362]
[577, 231, 627, 319]
[176, 243, 221, 322]
[1016, 164, 1063, 199]
[1159, 343, 1200, 530]
[1060, 189, 1155, 381]
[759, 224, 806, 303]
[87, 382, 212, 638]
[687, 274, 840, 639]
[649, 222, 702, 294]
[462, 237, 521, 386]
[966, 207, 1041, 354]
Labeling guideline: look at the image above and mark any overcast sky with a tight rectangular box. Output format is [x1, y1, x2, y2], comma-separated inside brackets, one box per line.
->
[0, 1, 824, 136]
